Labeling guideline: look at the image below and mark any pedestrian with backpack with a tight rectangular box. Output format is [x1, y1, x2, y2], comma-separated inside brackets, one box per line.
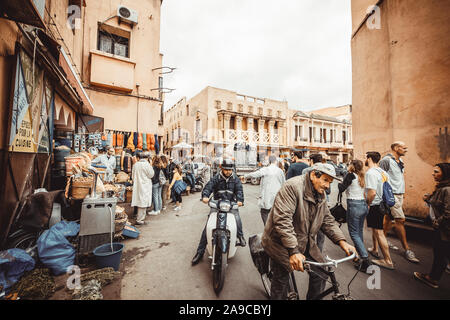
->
[338, 159, 371, 272]
[379, 142, 420, 263]
[364, 151, 395, 270]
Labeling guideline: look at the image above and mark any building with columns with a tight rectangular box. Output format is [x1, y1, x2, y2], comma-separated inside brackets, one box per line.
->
[164, 86, 353, 164]
[164, 86, 290, 161]
[289, 109, 353, 163]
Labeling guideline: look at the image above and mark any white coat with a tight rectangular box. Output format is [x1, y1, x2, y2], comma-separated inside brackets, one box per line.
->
[131, 159, 154, 208]
[245, 163, 285, 210]
[92, 154, 116, 182]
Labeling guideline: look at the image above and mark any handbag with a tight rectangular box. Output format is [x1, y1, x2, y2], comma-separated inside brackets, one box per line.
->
[330, 192, 347, 224]
[159, 170, 167, 185]
[173, 180, 187, 195]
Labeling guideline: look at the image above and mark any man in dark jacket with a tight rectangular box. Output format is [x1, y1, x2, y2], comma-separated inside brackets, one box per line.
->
[262, 163, 355, 300]
[192, 159, 246, 265]
[286, 151, 309, 179]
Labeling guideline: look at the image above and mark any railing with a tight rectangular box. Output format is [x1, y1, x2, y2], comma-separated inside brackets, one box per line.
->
[226, 129, 279, 144]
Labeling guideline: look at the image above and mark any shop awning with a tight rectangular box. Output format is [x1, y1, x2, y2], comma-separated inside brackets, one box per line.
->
[0, 0, 46, 29]
[59, 48, 94, 115]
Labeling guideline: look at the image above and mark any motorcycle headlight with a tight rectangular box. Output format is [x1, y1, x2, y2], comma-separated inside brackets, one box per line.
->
[219, 201, 231, 212]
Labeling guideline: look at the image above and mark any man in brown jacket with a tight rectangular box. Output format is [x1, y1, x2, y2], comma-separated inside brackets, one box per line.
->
[262, 163, 356, 300]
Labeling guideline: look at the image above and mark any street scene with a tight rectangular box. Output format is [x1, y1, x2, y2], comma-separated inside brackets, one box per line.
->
[0, 0, 449, 304]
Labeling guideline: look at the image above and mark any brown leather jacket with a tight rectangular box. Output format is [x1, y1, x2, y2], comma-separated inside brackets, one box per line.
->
[262, 173, 346, 272]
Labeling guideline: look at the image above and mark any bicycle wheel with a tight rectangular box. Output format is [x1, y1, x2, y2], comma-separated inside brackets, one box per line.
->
[7, 233, 39, 259]
[213, 251, 227, 294]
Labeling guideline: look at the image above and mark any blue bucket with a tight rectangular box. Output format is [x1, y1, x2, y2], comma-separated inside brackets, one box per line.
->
[93, 243, 124, 271]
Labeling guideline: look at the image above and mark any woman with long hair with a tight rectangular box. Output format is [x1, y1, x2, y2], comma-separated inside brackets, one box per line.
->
[338, 159, 371, 272]
[149, 155, 163, 216]
[160, 155, 169, 211]
[168, 164, 184, 212]
[414, 163, 450, 288]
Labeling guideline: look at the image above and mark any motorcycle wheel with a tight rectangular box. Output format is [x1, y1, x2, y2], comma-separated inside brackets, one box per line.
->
[7, 233, 39, 260]
[251, 177, 260, 185]
[213, 251, 227, 295]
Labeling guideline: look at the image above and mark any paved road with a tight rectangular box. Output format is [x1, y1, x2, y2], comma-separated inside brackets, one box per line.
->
[120, 181, 450, 300]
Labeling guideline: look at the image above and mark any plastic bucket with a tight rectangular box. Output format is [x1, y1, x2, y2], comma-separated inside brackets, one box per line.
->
[92, 243, 124, 271]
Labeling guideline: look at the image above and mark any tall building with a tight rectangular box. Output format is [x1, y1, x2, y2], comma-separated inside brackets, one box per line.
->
[351, 0, 450, 221]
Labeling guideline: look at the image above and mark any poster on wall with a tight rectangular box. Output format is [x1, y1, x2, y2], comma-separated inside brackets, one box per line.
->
[9, 49, 53, 154]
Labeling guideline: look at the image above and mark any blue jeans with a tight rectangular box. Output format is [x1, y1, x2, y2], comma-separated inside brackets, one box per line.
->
[346, 199, 369, 259]
[152, 183, 162, 212]
[196, 209, 244, 255]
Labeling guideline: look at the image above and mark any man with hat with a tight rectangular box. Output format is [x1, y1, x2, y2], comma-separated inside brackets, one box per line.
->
[191, 158, 246, 266]
[262, 163, 356, 300]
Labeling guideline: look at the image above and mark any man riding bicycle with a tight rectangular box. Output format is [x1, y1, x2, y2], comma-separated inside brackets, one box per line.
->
[191, 158, 246, 266]
[262, 163, 356, 300]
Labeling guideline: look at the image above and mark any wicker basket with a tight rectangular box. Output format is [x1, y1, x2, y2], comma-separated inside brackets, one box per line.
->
[71, 178, 93, 199]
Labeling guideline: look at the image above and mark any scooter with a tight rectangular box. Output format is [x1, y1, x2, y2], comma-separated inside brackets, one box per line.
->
[206, 190, 240, 294]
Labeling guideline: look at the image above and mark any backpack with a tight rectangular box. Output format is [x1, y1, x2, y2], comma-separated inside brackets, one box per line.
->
[380, 171, 395, 207]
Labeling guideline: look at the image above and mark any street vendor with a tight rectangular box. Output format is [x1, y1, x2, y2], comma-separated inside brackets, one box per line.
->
[91, 147, 116, 183]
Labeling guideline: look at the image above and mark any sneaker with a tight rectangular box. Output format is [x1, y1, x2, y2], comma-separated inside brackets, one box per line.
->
[155, 210, 161, 215]
[147, 210, 157, 216]
[388, 242, 399, 250]
[162, 206, 167, 211]
[405, 250, 420, 264]
[174, 206, 181, 211]
[413, 272, 439, 289]
[135, 221, 147, 225]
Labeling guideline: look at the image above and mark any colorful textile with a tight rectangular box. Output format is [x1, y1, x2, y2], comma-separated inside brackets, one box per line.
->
[142, 133, 147, 150]
[137, 133, 143, 150]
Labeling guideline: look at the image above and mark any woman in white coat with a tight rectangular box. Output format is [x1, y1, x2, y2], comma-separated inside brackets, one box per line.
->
[132, 152, 154, 225]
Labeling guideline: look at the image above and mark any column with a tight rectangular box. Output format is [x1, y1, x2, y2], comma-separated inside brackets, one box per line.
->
[224, 113, 231, 142]
[268, 120, 276, 143]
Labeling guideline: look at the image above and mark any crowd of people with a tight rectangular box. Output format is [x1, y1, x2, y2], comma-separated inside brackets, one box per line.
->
[120, 141, 448, 298]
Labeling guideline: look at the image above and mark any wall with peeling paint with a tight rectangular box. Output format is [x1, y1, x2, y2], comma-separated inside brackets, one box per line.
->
[351, 0, 450, 219]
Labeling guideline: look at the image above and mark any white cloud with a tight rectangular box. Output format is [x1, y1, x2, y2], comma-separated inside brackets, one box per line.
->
[160, 0, 352, 111]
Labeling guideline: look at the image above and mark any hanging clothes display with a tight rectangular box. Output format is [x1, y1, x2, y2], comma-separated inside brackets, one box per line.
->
[154, 134, 159, 154]
[146, 134, 151, 151]
[116, 132, 124, 148]
[149, 134, 155, 151]
[112, 132, 117, 147]
[137, 133, 143, 150]
[142, 133, 147, 150]
[133, 132, 138, 149]
[127, 132, 135, 151]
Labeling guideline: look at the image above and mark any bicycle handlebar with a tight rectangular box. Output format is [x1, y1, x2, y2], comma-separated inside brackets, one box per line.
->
[303, 251, 356, 268]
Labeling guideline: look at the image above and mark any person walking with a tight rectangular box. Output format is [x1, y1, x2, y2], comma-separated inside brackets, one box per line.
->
[365, 151, 395, 270]
[149, 156, 163, 216]
[242, 155, 285, 225]
[379, 141, 420, 263]
[160, 155, 170, 211]
[338, 160, 371, 272]
[414, 163, 450, 288]
[168, 164, 185, 212]
[131, 152, 154, 225]
[286, 151, 309, 179]
[262, 163, 355, 300]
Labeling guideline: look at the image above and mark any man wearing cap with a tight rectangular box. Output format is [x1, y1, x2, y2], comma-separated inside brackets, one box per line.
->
[262, 163, 356, 300]
[191, 158, 246, 266]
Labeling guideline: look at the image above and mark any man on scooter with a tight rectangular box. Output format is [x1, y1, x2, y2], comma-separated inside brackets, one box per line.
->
[191, 158, 246, 266]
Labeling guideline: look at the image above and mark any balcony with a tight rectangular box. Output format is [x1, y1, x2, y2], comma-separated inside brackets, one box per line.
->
[225, 129, 279, 145]
[90, 50, 136, 92]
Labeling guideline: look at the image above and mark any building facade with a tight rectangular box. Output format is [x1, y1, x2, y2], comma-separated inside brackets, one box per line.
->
[164, 86, 290, 161]
[351, 0, 450, 220]
[290, 109, 353, 163]
[164, 86, 353, 163]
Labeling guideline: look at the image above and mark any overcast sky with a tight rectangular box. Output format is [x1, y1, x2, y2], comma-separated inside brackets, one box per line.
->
[160, 0, 352, 112]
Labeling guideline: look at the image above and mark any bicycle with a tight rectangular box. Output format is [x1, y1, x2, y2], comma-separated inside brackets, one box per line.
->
[261, 251, 357, 300]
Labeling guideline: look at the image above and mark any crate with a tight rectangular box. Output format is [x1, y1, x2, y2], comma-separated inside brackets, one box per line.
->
[78, 233, 113, 255]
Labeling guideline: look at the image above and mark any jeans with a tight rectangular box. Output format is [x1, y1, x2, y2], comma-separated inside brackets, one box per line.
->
[430, 231, 450, 281]
[152, 183, 162, 212]
[346, 199, 369, 258]
[196, 209, 244, 255]
[185, 173, 196, 188]
[270, 254, 326, 300]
